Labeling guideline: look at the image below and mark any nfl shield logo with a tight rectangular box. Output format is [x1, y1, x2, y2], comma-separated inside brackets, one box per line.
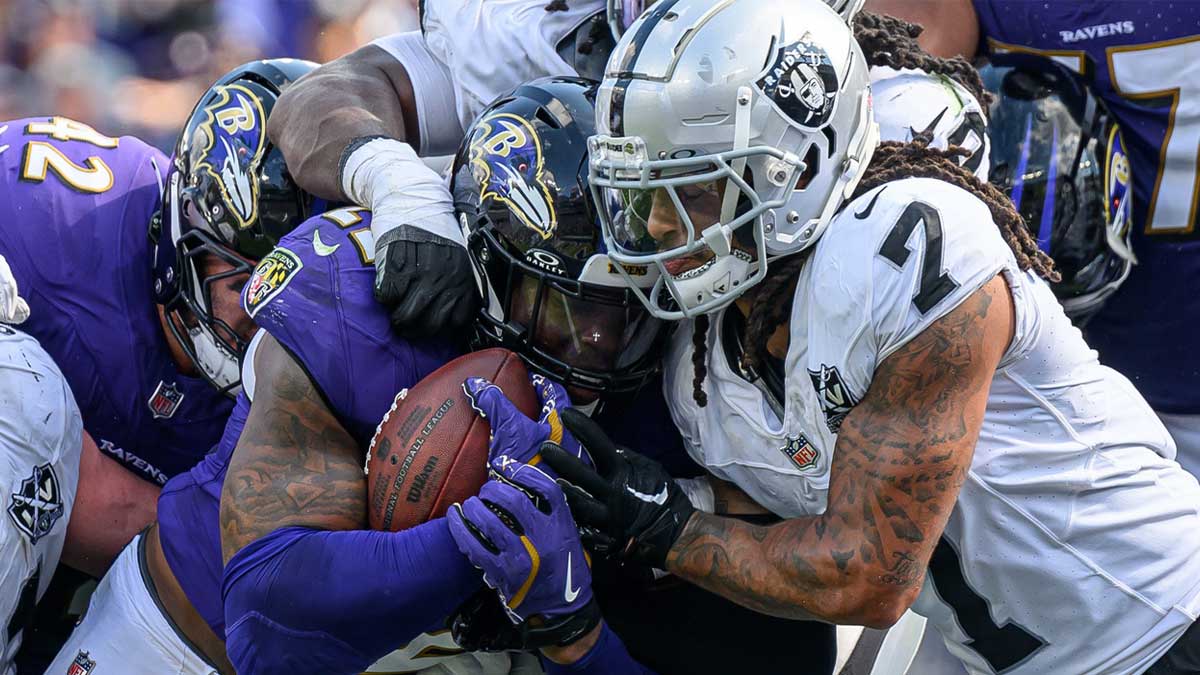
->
[148, 381, 184, 419]
[781, 434, 819, 470]
[67, 651, 96, 675]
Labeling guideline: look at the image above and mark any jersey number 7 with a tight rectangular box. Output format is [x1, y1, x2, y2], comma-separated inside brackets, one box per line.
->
[877, 201, 961, 314]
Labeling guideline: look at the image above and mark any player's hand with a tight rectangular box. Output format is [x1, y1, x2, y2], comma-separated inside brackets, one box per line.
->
[0, 255, 30, 324]
[446, 458, 601, 642]
[462, 375, 590, 471]
[540, 409, 695, 570]
[374, 224, 479, 340]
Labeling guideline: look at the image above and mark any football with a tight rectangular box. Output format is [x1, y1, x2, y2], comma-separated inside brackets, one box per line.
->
[365, 348, 537, 532]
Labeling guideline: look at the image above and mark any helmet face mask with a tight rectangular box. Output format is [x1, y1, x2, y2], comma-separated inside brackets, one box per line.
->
[151, 58, 321, 396]
[454, 77, 668, 398]
[591, 0, 878, 320]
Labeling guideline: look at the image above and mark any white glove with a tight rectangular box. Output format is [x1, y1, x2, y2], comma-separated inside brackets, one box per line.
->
[0, 255, 30, 324]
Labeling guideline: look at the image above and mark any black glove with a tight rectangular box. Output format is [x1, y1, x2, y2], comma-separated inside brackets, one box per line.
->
[449, 588, 602, 652]
[373, 225, 480, 340]
[539, 408, 696, 570]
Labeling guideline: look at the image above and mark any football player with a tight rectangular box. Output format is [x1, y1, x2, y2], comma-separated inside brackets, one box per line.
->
[866, 0, 1200, 481]
[508, 1, 1200, 673]
[0, 270, 159, 673]
[50, 79, 660, 675]
[265, 0, 987, 345]
[0, 59, 319, 669]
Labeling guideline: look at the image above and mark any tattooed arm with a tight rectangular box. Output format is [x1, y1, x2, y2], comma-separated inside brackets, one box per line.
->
[218, 334, 481, 674]
[220, 333, 364, 563]
[665, 276, 1013, 628]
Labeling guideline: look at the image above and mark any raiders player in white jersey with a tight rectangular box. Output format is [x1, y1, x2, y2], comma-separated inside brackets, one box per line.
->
[0, 263, 158, 674]
[264, 0, 986, 342]
[535, 1, 1200, 674]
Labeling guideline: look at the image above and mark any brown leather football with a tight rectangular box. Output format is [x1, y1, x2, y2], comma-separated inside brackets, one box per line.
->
[366, 348, 537, 532]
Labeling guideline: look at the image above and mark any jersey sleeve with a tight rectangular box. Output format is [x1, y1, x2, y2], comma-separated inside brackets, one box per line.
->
[802, 179, 1012, 431]
[242, 210, 459, 444]
[369, 32, 462, 156]
[419, 0, 599, 131]
[869, 66, 991, 181]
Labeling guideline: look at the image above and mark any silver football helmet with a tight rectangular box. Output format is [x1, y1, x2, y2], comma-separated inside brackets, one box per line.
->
[591, 0, 878, 319]
[607, 0, 865, 39]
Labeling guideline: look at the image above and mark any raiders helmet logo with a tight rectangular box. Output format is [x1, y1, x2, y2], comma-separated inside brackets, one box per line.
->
[755, 38, 839, 129]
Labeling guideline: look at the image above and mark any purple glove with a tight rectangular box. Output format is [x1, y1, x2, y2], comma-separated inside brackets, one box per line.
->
[446, 458, 594, 624]
[462, 374, 591, 472]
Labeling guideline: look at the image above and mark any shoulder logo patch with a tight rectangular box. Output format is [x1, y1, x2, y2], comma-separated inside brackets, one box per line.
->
[245, 248, 303, 318]
[781, 434, 819, 470]
[755, 37, 839, 129]
[8, 463, 63, 544]
[808, 364, 858, 434]
[468, 112, 557, 239]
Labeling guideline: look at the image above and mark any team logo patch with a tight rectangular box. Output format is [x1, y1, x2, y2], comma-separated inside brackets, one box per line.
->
[781, 434, 819, 470]
[8, 463, 63, 544]
[245, 248, 303, 317]
[468, 112, 558, 239]
[755, 37, 839, 128]
[809, 364, 858, 434]
[188, 83, 268, 231]
[67, 651, 96, 675]
[147, 381, 185, 419]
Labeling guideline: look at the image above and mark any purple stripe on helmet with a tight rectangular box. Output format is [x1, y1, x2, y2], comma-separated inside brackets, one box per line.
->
[1037, 121, 1059, 253]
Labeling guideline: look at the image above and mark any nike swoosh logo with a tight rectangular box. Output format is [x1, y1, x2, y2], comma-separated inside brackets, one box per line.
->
[626, 485, 669, 505]
[564, 551, 580, 603]
[854, 186, 887, 220]
[313, 230, 340, 257]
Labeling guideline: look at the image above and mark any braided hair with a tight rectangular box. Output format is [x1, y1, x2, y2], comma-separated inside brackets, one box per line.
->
[852, 11, 993, 111]
[700, 138, 1057, 403]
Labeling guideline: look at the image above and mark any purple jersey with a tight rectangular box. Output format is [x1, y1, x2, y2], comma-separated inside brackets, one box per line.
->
[0, 117, 233, 483]
[973, 1, 1200, 412]
[157, 207, 460, 636]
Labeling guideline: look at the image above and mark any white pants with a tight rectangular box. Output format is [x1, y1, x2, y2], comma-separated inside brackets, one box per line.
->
[1160, 412, 1200, 480]
[0, 327, 81, 675]
[45, 534, 218, 675]
[47, 533, 540, 675]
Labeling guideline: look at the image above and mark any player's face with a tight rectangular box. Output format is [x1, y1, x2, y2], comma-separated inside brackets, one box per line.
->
[643, 180, 756, 275]
[197, 253, 256, 349]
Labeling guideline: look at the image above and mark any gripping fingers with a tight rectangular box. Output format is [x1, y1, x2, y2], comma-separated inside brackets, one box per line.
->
[540, 442, 609, 498]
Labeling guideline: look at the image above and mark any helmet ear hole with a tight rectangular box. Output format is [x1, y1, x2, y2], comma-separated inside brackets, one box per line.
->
[795, 145, 821, 191]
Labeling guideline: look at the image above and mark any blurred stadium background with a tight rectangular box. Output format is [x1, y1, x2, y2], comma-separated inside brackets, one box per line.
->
[0, 0, 420, 150]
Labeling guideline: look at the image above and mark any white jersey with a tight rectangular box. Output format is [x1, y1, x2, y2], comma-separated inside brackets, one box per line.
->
[664, 178, 1200, 674]
[373, 0, 602, 155]
[0, 326, 81, 674]
[870, 65, 991, 181]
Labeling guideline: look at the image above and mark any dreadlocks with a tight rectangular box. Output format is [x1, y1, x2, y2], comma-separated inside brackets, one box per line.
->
[687, 138, 1059, 407]
[853, 11, 993, 111]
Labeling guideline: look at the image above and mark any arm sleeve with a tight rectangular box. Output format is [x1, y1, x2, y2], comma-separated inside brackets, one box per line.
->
[369, 31, 464, 156]
[222, 520, 481, 675]
[541, 623, 658, 675]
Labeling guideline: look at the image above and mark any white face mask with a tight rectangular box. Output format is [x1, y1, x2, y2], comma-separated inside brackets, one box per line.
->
[188, 324, 242, 394]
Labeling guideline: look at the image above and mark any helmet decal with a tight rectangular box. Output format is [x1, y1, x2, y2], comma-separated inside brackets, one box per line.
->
[468, 112, 558, 239]
[755, 38, 839, 129]
[1105, 124, 1132, 239]
[190, 84, 268, 231]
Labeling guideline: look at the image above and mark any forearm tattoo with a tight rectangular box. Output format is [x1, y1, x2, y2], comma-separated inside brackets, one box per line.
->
[667, 279, 1006, 622]
[220, 335, 366, 563]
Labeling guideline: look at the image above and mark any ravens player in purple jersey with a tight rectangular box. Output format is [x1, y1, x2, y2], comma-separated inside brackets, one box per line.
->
[0, 58, 320, 670]
[58, 77, 838, 675]
[867, 0, 1200, 482]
